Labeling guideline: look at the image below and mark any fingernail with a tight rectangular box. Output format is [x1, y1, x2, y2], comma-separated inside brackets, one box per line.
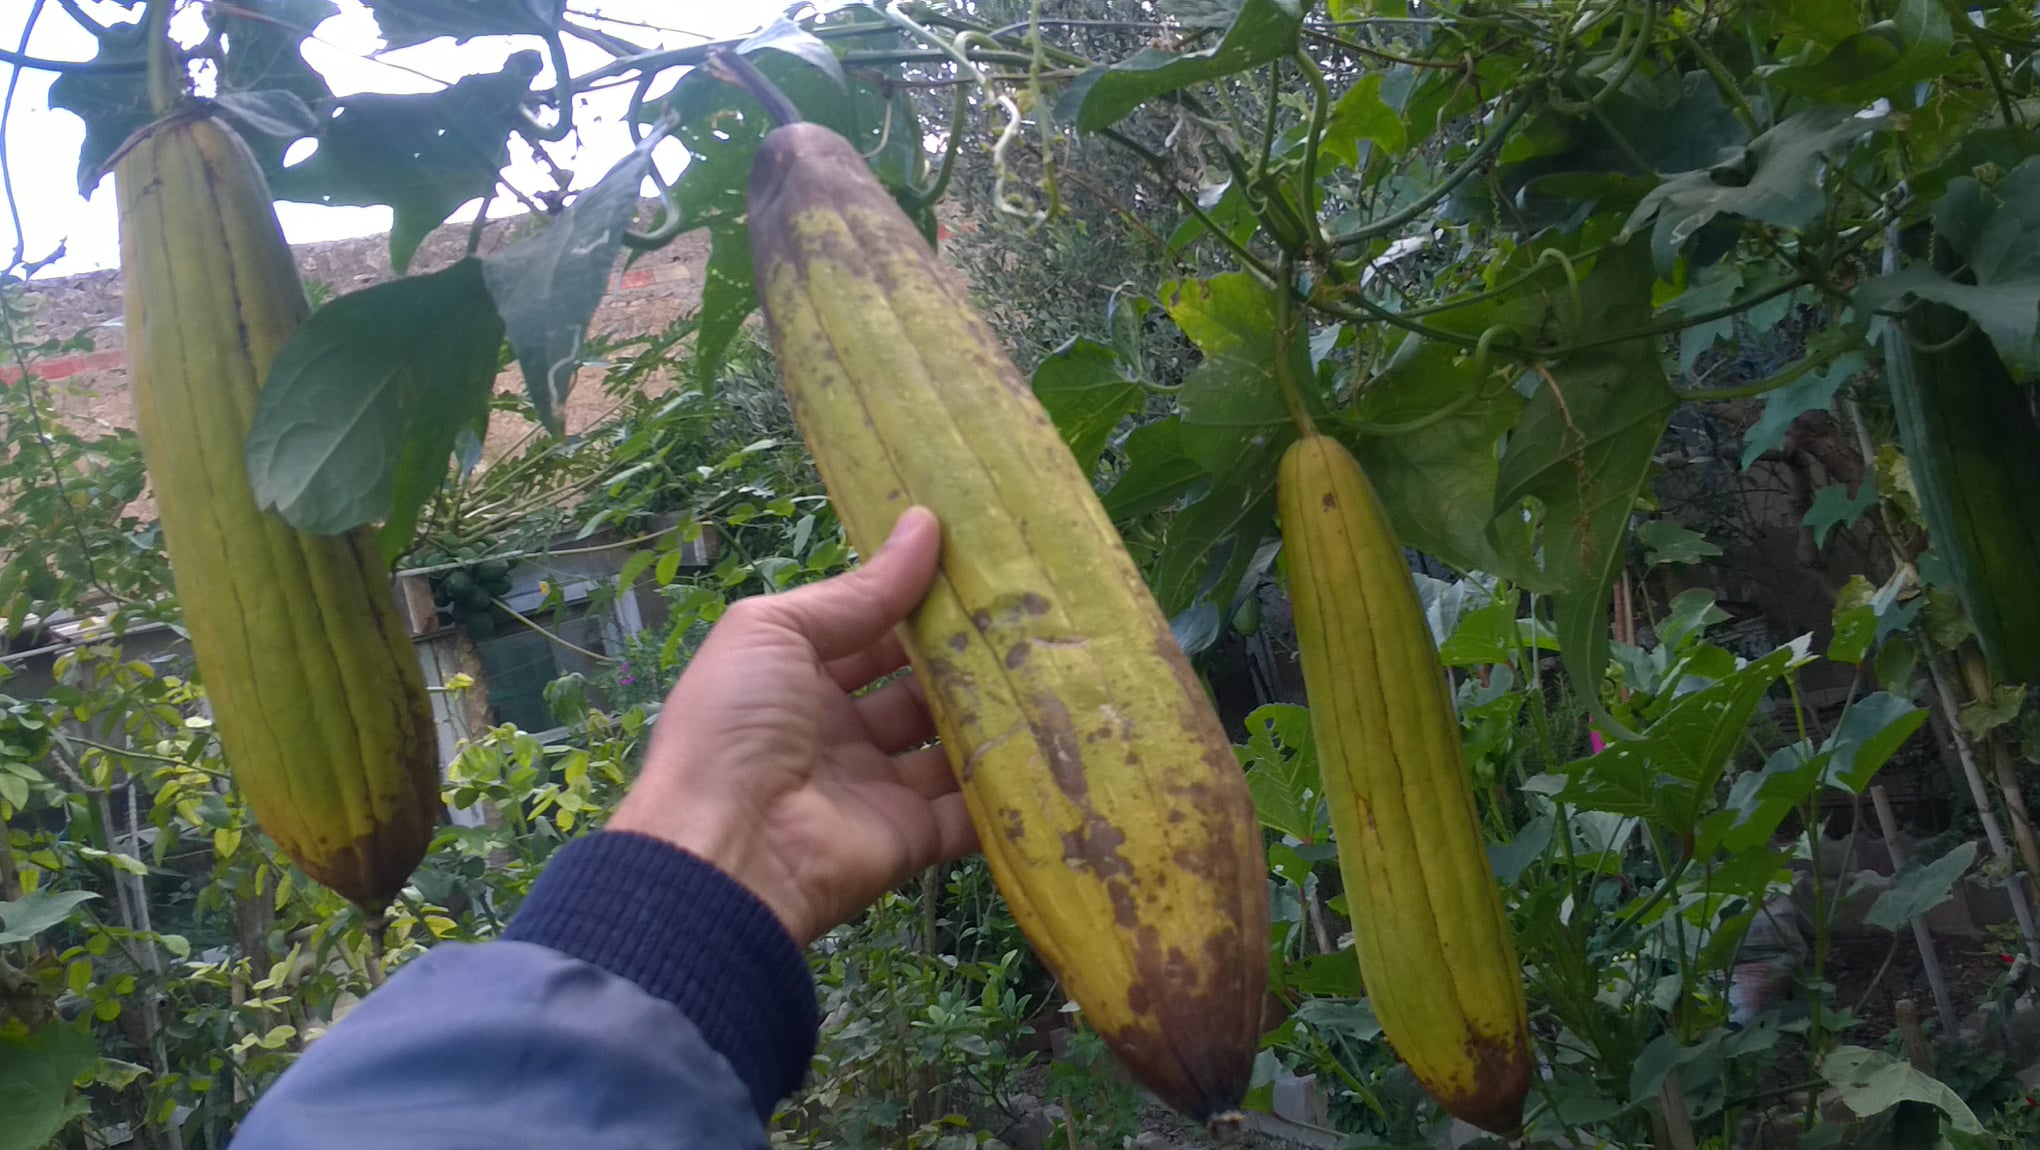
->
[889, 506, 932, 543]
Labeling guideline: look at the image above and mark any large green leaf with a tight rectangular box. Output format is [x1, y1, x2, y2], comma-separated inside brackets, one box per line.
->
[269, 54, 542, 273]
[1623, 107, 1888, 272]
[1320, 73, 1406, 168]
[218, 0, 339, 105]
[0, 890, 98, 946]
[1495, 241, 1676, 735]
[47, 18, 152, 195]
[1101, 417, 1205, 519]
[1057, 0, 1305, 132]
[0, 1023, 94, 1150]
[1858, 157, 2040, 374]
[246, 259, 506, 556]
[1820, 691, 1926, 793]
[482, 136, 658, 431]
[1820, 1046, 1983, 1134]
[1148, 274, 1309, 616]
[1760, 0, 1955, 106]
[1031, 338, 1144, 477]
[1550, 645, 1795, 831]
[1238, 703, 1323, 843]
[1345, 337, 1529, 578]
[1866, 841, 1977, 932]
[362, 0, 566, 48]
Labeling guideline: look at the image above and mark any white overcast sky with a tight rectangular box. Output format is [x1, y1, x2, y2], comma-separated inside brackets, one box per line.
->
[0, 1, 801, 276]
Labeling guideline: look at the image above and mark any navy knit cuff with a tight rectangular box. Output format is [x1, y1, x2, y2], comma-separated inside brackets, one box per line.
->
[504, 831, 818, 1119]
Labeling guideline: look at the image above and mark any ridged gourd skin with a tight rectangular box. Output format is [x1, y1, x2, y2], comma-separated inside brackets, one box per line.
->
[747, 122, 1269, 1121]
[1277, 433, 1531, 1135]
[1884, 299, 2040, 685]
[113, 114, 441, 910]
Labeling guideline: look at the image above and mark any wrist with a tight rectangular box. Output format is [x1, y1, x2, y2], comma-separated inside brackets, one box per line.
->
[609, 790, 809, 943]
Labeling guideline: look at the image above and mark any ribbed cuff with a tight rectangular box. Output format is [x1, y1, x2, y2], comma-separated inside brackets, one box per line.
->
[504, 831, 818, 1119]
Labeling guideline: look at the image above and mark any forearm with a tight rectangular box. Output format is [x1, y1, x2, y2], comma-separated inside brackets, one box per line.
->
[232, 832, 819, 1148]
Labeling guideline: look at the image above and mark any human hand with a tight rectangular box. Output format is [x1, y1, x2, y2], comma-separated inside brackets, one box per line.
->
[608, 507, 978, 946]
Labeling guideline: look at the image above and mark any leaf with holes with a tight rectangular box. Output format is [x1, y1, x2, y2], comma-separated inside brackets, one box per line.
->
[270, 53, 542, 273]
[362, 0, 565, 48]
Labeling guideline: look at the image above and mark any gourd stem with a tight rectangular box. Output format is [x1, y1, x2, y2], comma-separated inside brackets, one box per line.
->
[143, 0, 178, 115]
[1272, 255, 1319, 439]
[708, 50, 804, 129]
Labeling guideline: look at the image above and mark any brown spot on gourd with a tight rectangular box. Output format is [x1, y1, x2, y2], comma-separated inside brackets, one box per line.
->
[1168, 809, 1186, 824]
[1001, 808, 1026, 844]
[1322, 492, 1338, 511]
[946, 632, 969, 653]
[1034, 693, 1089, 803]
[1020, 592, 1050, 616]
[1004, 641, 1030, 668]
[970, 608, 993, 634]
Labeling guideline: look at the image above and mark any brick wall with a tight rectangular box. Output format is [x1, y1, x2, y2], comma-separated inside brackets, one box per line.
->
[3, 202, 715, 453]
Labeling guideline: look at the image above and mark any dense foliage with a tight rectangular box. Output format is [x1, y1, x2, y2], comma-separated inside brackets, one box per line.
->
[6, 1, 2040, 1147]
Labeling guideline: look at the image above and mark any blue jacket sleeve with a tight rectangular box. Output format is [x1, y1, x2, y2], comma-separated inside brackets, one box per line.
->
[231, 832, 819, 1149]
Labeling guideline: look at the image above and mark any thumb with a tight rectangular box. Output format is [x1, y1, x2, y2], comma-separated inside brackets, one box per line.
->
[761, 506, 942, 659]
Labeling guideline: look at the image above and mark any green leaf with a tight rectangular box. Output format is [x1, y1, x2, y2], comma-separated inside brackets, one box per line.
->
[1102, 418, 1205, 519]
[1804, 479, 1879, 547]
[737, 16, 849, 87]
[482, 136, 657, 430]
[1959, 684, 2025, 739]
[1709, 742, 1830, 856]
[653, 50, 914, 382]
[1819, 1046, 1983, 1133]
[361, 0, 566, 49]
[1857, 157, 2040, 374]
[1145, 275, 1309, 616]
[1320, 73, 1406, 167]
[1738, 348, 1862, 469]
[246, 259, 506, 553]
[1495, 241, 1676, 735]
[0, 890, 98, 947]
[0, 1023, 95, 1150]
[218, 0, 339, 106]
[1639, 521, 1721, 568]
[1552, 645, 1794, 830]
[1866, 841, 1978, 931]
[1031, 339, 1144, 477]
[1761, 0, 1956, 106]
[1655, 587, 1729, 652]
[1238, 703, 1322, 842]
[1623, 107, 1888, 272]
[270, 53, 542, 272]
[1821, 692, 1927, 793]
[47, 18, 153, 195]
[692, 223, 757, 389]
[1057, 0, 1305, 132]
[1348, 337, 1529, 579]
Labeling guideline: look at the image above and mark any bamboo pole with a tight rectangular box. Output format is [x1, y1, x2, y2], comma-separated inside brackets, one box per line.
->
[1870, 785, 1958, 1034]
[1928, 661, 2040, 963]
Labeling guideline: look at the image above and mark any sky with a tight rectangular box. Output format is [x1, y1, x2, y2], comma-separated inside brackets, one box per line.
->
[0, 0, 799, 277]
